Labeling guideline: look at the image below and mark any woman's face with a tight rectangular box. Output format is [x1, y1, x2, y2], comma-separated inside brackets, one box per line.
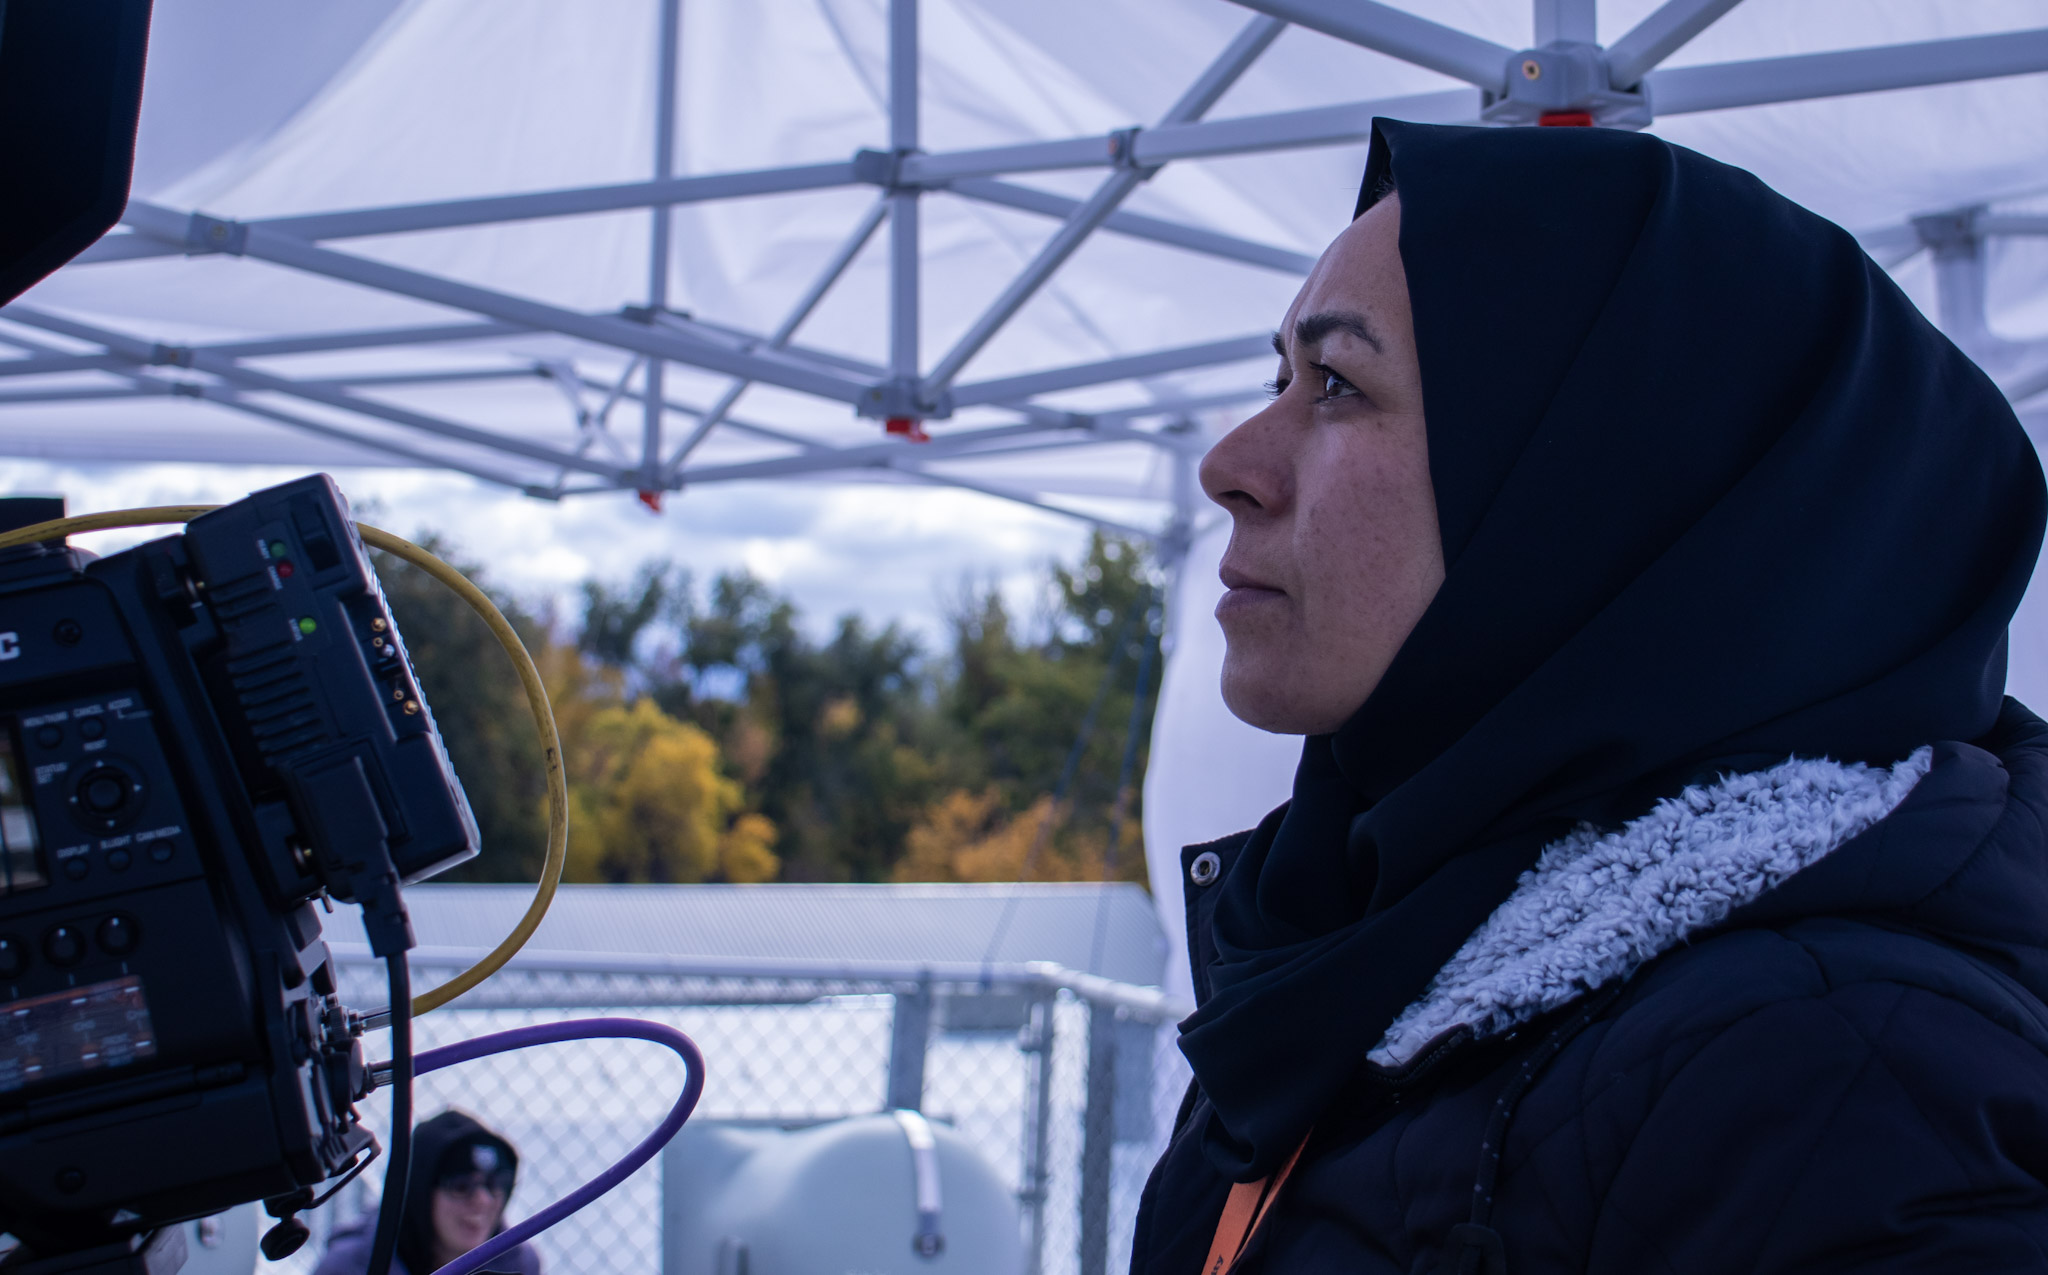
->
[1201, 195, 1444, 736]
[430, 1175, 506, 1261]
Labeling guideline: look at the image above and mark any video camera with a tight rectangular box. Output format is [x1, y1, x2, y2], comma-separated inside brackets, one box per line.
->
[0, 476, 479, 1272]
[1, 1, 499, 1268]
[0, 9, 708, 1275]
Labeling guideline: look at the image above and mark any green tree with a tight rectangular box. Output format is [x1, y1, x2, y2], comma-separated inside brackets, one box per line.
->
[922, 531, 1163, 884]
[382, 528, 1163, 888]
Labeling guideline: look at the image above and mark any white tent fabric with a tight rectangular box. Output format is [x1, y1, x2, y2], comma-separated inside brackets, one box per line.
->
[5, 1, 2048, 1000]
[12, 3, 2048, 489]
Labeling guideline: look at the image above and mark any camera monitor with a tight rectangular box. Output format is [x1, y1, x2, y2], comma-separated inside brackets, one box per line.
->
[0, 0, 157, 305]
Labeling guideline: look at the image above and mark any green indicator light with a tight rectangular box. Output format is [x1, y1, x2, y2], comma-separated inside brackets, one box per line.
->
[297, 617, 317, 635]
[268, 540, 288, 558]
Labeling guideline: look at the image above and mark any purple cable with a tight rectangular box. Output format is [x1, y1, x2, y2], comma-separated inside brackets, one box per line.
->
[408, 1018, 706, 1275]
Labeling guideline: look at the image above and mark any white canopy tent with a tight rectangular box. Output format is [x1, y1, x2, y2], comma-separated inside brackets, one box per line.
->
[4, 0, 2048, 1003]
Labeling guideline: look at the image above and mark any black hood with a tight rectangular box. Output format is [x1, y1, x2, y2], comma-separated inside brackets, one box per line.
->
[395, 1109, 519, 1274]
[1179, 118, 2046, 1180]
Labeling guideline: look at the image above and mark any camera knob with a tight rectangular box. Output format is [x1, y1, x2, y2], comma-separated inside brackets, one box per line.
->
[96, 914, 139, 956]
[0, 934, 26, 978]
[43, 925, 85, 967]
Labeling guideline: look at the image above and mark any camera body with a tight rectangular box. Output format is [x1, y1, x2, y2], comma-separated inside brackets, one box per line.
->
[0, 475, 478, 1263]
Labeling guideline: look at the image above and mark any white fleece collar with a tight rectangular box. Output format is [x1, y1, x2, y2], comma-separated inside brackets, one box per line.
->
[1366, 747, 1934, 1069]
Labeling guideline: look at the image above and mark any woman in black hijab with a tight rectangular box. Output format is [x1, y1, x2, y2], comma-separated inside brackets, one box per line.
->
[1132, 119, 2048, 1274]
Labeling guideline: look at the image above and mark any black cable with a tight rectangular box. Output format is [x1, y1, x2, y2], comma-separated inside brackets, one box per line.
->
[366, 956, 414, 1275]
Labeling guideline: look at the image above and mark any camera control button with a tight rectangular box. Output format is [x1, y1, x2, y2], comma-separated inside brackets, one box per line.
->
[43, 925, 85, 967]
[96, 915, 138, 956]
[0, 935, 26, 978]
[81, 774, 125, 813]
[106, 848, 131, 871]
[70, 762, 144, 832]
[34, 724, 62, 749]
[62, 858, 89, 881]
[148, 842, 174, 863]
[77, 717, 104, 742]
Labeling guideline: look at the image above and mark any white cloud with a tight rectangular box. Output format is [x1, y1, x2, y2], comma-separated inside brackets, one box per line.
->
[0, 461, 1093, 648]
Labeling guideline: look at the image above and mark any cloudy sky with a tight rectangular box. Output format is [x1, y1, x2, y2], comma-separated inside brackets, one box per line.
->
[1, 460, 1098, 648]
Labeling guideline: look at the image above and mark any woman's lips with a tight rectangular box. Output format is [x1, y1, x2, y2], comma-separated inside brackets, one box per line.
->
[1216, 566, 1285, 620]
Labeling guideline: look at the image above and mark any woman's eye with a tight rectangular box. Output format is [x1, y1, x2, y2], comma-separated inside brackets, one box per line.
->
[1316, 367, 1359, 400]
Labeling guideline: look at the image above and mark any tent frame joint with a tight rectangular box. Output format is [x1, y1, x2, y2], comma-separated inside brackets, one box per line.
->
[852, 146, 930, 193]
[858, 374, 954, 422]
[1105, 127, 1155, 173]
[184, 212, 249, 257]
[1479, 39, 1652, 128]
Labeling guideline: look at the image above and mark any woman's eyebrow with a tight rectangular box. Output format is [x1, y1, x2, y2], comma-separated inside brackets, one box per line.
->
[1294, 310, 1384, 354]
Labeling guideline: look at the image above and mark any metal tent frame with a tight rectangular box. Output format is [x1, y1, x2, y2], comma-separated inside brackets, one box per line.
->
[3, 0, 2047, 553]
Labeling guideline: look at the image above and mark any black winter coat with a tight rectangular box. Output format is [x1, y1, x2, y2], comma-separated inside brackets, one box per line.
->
[1132, 702, 2048, 1274]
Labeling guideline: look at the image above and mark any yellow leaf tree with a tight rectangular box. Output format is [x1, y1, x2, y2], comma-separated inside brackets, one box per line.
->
[894, 789, 1113, 884]
[560, 696, 779, 884]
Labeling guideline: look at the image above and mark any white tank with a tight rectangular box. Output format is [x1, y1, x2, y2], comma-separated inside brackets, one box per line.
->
[176, 1202, 258, 1275]
[661, 1112, 1025, 1275]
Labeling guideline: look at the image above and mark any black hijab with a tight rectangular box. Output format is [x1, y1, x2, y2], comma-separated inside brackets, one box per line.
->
[1177, 119, 2046, 1181]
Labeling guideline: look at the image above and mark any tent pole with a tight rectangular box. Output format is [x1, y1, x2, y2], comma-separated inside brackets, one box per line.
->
[950, 334, 1274, 409]
[0, 329, 540, 489]
[1533, 0, 1597, 47]
[1223, 0, 1511, 88]
[115, 206, 876, 403]
[663, 195, 890, 477]
[1, 304, 637, 483]
[642, 0, 684, 491]
[1090, 391, 1267, 426]
[948, 178, 1314, 275]
[676, 421, 1070, 484]
[921, 15, 1286, 396]
[1605, 0, 1747, 86]
[1647, 27, 2048, 114]
[888, 0, 920, 392]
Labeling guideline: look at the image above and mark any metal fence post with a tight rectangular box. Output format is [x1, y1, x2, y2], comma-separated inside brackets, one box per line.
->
[322, 947, 1190, 1275]
[1078, 1000, 1119, 1275]
[1018, 991, 1059, 1275]
[887, 974, 934, 1111]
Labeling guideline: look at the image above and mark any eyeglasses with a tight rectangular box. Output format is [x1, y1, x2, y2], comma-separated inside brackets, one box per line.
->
[435, 1170, 515, 1200]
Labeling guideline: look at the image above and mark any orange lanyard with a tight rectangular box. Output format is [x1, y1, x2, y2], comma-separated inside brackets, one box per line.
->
[1201, 1134, 1310, 1275]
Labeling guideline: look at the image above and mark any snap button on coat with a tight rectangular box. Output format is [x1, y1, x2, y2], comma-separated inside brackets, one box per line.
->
[1189, 851, 1221, 886]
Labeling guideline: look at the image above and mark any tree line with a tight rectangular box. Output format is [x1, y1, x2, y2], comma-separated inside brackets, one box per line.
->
[375, 530, 1164, 888]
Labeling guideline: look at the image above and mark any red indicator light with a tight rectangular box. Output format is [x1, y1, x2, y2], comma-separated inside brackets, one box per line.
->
[276, 560, 295, 579]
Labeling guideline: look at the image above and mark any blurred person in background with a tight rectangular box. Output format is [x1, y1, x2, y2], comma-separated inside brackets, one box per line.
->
[316, 1111, 541, 1275]
[1133, 118, 2048, 1274]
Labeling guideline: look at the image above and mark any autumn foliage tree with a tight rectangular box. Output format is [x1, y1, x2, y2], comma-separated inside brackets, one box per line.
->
[562, 698, 778, 884]
[380, 529, 1160, 887]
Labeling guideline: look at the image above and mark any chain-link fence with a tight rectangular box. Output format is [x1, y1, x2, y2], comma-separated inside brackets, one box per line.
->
[277, 948, 1190, 1275]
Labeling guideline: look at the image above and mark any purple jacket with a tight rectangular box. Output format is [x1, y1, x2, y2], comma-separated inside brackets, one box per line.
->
[312, 1216, 543, 1275]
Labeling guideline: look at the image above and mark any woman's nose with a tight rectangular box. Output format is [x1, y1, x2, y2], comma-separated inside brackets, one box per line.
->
[1200, 401, 1290, 516]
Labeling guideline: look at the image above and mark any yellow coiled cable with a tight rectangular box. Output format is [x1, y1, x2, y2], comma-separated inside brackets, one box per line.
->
[0, 505, 566, 1017]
